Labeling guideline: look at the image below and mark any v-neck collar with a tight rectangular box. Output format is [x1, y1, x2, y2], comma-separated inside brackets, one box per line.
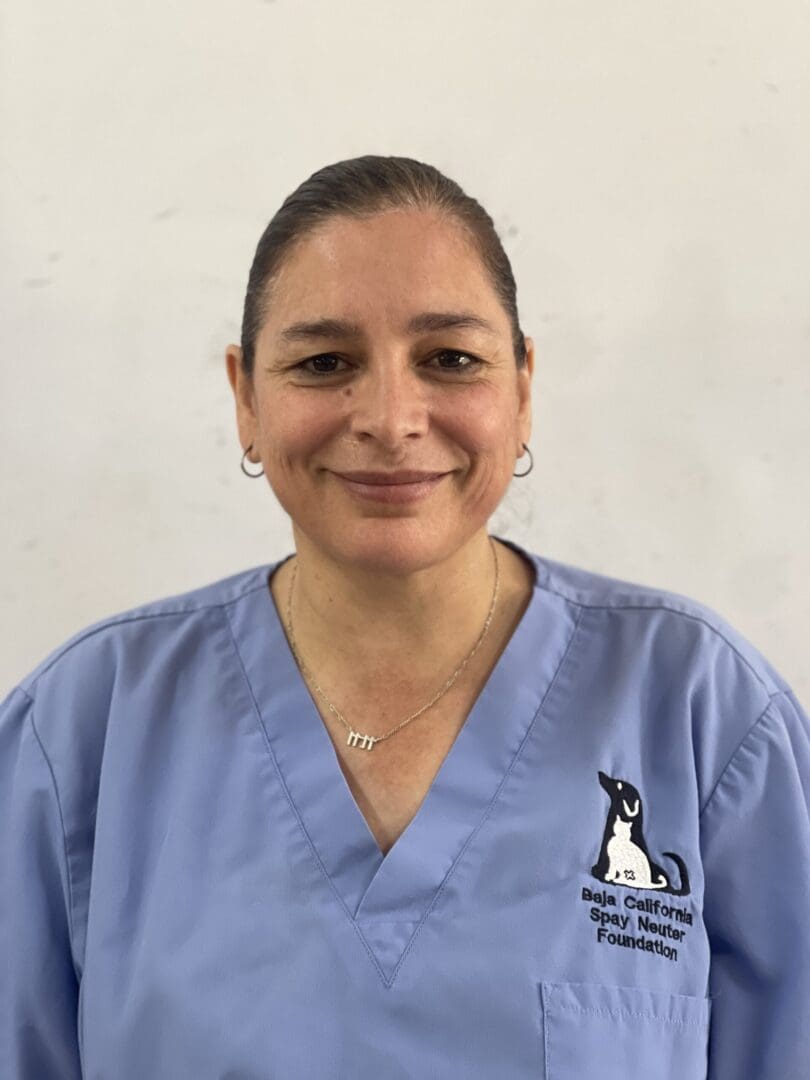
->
[226, 535, 581, 979]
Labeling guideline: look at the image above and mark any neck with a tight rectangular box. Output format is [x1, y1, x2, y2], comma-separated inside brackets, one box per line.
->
[277, 530, 505, 683]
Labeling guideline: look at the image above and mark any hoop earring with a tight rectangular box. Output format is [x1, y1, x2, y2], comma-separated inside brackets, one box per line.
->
[513, 443, 533, 477]
[240, 443, 265, 478]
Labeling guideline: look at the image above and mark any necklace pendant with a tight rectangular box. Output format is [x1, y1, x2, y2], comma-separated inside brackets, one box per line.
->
[347, 729, 377, 751]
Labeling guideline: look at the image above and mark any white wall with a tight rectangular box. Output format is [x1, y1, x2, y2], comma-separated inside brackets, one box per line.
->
[2, 0, 808, 699]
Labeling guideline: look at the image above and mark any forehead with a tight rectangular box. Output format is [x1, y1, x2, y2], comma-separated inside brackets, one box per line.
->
[262, 209, 508, 341]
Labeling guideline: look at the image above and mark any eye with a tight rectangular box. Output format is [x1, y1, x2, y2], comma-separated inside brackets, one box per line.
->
[429, 349, 482, 373]
[294, 349, 482, 378]
[617, 782, 623, 790]
[294, 353, 347, 377]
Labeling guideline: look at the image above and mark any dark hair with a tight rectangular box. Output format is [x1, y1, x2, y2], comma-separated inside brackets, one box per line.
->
[238, 154, 527, 379]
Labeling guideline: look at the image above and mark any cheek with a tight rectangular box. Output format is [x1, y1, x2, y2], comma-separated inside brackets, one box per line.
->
[261, 394, 340, 461]
[439, 390, 516, 455]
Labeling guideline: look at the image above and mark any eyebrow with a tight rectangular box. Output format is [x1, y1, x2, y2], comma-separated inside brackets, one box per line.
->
[278, 311, 499, 343]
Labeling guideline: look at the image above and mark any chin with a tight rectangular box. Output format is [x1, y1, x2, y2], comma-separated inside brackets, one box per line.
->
[305, 520, 482, 576]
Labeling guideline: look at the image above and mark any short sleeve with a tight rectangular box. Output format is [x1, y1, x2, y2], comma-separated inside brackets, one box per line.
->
[700, 688, 810, 1078]
[0, 686, 83, 1079]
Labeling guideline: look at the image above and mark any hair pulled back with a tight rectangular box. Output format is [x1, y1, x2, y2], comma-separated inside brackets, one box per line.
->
[239, 154, 527, 378]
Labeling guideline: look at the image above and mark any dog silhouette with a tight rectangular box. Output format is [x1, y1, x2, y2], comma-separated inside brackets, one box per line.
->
[591, 770, 690, 896]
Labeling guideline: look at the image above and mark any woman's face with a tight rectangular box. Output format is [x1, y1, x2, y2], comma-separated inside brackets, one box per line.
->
[226, 208, 534, 575]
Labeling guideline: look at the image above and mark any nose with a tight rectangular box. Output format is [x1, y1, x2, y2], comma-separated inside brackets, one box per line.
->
[346, 359, 430, 447]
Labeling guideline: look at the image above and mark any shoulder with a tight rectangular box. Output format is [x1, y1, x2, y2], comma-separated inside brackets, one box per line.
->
[14, 563, 271, 699]
[0, 561, 280, 950]
[4, 563, 278, 763]
[0, 561, 279, 872]
[531, 549, 788, 700]
[521, 546, 808, 809]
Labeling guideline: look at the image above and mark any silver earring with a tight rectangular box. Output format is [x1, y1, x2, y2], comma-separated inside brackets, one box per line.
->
[513, 443, 533, 477]
[240, 443, 265, 478]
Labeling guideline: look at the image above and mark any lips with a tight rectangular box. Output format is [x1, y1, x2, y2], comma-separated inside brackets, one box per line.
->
[334, 471, 448, 504]
[334, 470, 448, 485]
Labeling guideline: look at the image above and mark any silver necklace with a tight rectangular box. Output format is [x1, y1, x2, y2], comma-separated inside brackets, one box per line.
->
[284, 537, 501, 751]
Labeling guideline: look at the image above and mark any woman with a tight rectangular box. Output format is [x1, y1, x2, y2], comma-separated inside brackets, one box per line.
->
[1, 155, 807, 1079]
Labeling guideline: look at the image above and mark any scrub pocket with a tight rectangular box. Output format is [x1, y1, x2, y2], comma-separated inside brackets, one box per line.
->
[540, 981, 711, 1080]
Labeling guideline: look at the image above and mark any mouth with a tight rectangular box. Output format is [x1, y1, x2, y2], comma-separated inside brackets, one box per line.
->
[333, 471, 449, 504]
[333, 470, 449, 485]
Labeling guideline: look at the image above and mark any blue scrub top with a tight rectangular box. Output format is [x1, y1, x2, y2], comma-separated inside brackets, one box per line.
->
[1, 536, 808, 1079]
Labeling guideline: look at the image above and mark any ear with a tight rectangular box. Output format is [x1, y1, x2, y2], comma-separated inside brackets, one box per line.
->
[225, 344, 259, 457]
[516, 335, 535, 450]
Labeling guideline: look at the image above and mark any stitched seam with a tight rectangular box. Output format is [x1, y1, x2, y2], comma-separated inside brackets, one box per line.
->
[21, 689, 80, 982]
[698, 692, 784, 817]
[542, 985, 552, 1078]
[554, 1002, 706, 1028]
[219, 604, 390, 985]
[534, 575, 774, 699]
[25, 577, 270, 684]
[390, 604, 587, 984]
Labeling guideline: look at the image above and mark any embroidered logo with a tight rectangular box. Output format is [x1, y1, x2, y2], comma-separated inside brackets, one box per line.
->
[590, 770, 690, 897]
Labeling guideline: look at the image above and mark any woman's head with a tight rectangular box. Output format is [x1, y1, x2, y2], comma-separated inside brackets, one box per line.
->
[226, 154, 534, 575]
[237, 155, 529, 380]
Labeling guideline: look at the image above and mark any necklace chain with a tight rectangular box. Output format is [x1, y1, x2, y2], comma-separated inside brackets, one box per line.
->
[284, 537, 501, 750]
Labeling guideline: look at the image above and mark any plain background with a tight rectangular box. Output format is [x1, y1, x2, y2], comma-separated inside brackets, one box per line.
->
[1, 1, 807, 701]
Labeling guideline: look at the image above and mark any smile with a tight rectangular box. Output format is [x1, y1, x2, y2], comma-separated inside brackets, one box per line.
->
[334, 473, 448, 504]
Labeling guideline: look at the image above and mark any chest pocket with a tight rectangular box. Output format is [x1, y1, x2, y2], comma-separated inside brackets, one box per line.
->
[540, 981, 711, 1079]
